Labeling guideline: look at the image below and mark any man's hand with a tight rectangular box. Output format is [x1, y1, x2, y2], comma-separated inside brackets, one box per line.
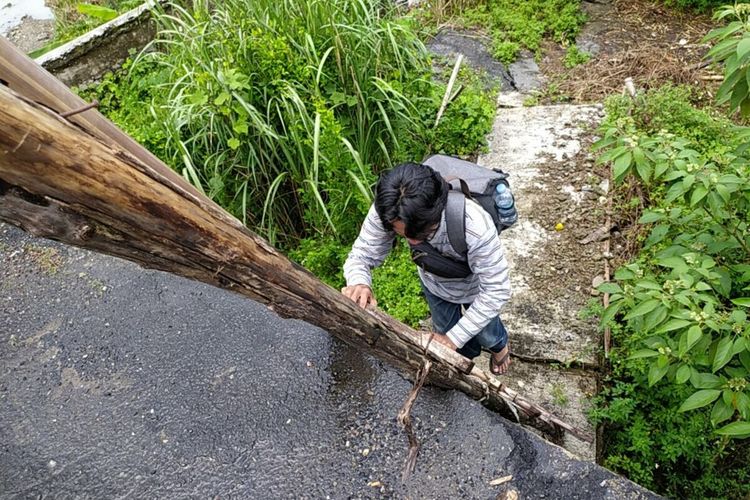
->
[341, 284, 377, 309]
[431, 333, 457, 351]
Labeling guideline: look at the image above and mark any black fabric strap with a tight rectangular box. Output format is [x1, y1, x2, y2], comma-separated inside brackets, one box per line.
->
[445, 190, 467, 255]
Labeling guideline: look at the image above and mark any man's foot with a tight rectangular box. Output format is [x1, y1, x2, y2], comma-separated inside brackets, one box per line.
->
[490, 345, 511, 375]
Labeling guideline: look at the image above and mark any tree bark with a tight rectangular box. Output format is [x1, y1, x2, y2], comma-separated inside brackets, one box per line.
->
[0, 63, 592, 444]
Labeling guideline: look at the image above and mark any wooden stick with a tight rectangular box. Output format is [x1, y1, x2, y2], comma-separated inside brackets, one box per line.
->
[398, 360, 432, 483]
[434, 54, 464, 128]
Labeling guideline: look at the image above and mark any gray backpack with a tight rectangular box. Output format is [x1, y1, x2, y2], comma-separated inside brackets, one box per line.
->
[423, 154, 517, 255]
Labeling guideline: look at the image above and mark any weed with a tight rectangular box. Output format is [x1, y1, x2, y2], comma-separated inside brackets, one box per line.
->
[662, 0, 725, 11]
[527, 80, 571, 105]
[522, 95, 539, 107]
[578, 298, 604, 322]
[550, 382, 569, 407]
[563, 44, 591, 68]
[136, 0, 441, 247]
[77, 56, 172, 164]
[371, 241, 430, 327]
[24, 245, 62, 275]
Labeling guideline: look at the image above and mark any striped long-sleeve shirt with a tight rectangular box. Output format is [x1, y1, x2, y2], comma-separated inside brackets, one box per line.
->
[343, 200, 511, 348]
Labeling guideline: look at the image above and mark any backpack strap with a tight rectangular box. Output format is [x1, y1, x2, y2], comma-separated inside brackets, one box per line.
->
[446, 190, 468, 256]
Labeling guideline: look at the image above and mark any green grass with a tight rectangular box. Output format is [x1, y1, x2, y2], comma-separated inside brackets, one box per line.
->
[563, 44, 591, 68]
[661, 0, 725, 11]
[140, 0, 440, 246]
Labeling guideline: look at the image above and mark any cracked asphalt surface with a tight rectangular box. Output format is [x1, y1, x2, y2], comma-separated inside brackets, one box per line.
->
[0, 224, 659, 498]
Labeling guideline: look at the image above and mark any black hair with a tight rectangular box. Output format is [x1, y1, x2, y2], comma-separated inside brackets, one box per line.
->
[374, 162, 449, 239]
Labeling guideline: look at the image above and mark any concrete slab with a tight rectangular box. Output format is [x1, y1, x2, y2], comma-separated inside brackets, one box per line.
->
[480, 104, 605, 365]
[478, 104, 607, 460]
[35, 0, 166, 86]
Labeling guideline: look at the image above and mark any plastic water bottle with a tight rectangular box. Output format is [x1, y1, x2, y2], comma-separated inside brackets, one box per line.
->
[494, 183, 517, 227]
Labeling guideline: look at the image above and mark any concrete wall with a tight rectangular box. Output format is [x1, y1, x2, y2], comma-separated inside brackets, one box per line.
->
[35, 0, 166, 87]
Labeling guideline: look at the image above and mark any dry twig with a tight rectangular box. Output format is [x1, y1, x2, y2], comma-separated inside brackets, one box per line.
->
[398, 360, 432, 483]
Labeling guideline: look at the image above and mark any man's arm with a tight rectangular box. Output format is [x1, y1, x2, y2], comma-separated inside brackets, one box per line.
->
[342, 204, 395, 307]
[445, 204, 512, 349]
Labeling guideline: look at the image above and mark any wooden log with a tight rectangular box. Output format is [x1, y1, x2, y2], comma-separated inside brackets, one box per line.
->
[0, 63, 593, 444]
[0, 36, 195, 201]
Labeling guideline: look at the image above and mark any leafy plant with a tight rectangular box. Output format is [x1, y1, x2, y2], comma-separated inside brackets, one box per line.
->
[290, 238, 430, 327]
[289, 238, 350, 290]
[371, 241, 431, 327]
[591, 376, 750, 497]
[593, 86, 750, 498]
[595, 105, 750, 434]
[429, 81, 495, 156]
[703, 3, 750, 116]
[76, 56, 172, 163]
[76, 2, 118, 22]
[563, 44, 591, 68]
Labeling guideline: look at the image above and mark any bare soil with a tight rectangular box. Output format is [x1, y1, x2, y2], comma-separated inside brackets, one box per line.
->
[512, 136, 611, 326]
[539, 0, 718, 103]
[4, 17, 54, 53]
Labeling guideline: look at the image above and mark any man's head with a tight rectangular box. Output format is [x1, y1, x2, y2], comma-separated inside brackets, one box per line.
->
[375, 162, 448, 244]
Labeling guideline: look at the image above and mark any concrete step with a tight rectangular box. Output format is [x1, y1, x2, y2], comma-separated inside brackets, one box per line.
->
[478, 102, 608, 460]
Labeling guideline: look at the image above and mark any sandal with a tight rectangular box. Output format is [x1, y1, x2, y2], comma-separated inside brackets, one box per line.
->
[490, 345, 511, 375]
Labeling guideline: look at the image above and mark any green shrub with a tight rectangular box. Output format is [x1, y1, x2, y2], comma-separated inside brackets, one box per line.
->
[290, 238, 430, 327]
[371, 241, 430, 327]
[77, 57, 172, 164]
[289, 238, 350, 291]
[431, 83, 495, 156]
[460, 0, 587, 64]
[592, 376, 750, 497]
[593, 85, 750, 498]
[492, 41, 521, 65]
[394, 65, 496, 161]
[601, 85, 735, 153]
[703, 3, 750, 117]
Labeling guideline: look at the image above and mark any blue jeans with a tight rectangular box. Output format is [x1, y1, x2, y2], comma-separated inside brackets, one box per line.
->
[422, 285, 508, 359]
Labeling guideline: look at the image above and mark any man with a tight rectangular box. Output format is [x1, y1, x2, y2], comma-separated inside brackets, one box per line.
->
[341, 161, 512, 375]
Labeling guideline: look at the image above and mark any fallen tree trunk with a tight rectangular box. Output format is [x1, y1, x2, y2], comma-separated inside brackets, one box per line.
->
[0, 47, 592, 444]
